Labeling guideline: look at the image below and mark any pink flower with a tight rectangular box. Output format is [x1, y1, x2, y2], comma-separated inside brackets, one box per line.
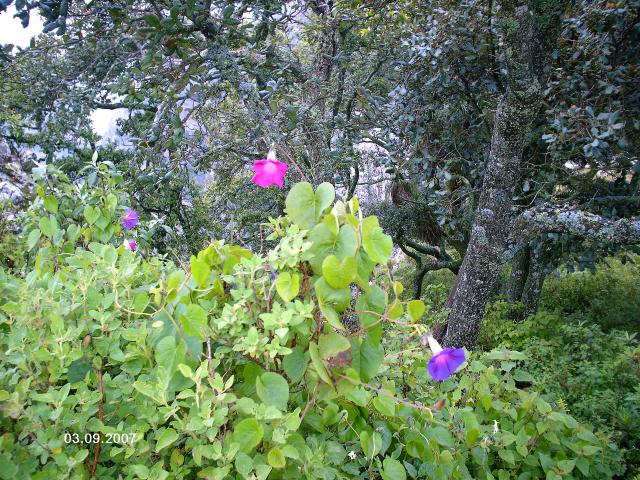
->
[121, 209, 139, 229]
[123, 238, 137, 252]
[426, 334, 466, 381]
[251, 148, 287, 188]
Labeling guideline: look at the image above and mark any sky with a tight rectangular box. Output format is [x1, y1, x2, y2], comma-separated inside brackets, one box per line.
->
[0, 5, 124, 141]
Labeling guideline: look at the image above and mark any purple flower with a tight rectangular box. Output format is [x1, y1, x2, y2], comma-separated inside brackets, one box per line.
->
[123, 238, 137, 252]
[121, 209, 139, 229]
[426, 334, 466, 381]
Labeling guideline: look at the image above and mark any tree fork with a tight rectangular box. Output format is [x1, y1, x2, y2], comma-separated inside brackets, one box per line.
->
[443, 1, 557, 348]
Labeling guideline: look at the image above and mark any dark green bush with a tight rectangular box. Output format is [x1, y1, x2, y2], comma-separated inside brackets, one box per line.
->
[479, 304, 640, 476]
[540, 257, 640, 332]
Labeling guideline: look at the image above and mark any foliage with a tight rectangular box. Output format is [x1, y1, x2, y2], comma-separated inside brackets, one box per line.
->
[540, 256, 640, 332]
[479, 304, 640, 476]
[0, 177, 623, 479]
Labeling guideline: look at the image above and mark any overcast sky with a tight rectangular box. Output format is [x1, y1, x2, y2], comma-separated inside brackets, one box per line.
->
[0, 6, 123, 141]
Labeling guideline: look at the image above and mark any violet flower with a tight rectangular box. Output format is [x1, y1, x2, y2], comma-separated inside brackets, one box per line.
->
[251, 148, 288, 188]
[426, 334, 466, 381]
[121, 209, 139, 229]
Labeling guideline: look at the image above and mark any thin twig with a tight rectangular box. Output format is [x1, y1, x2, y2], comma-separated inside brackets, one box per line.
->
[90, 366, 105, 477]
[274, 144, 310, 182]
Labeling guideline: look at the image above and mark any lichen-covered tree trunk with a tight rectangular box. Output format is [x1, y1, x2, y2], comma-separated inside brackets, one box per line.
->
[443, 3, 541, 348]
[520, 251, 547, 317]
[506, 245, 531, 303]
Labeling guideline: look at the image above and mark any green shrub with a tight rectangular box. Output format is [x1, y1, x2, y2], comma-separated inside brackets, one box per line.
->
[541, 257, 640, 332]
[479, 304, 640, 475]
[0, 173, 624, 479]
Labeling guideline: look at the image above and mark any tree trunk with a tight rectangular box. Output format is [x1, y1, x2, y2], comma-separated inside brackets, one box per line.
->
[520, 250, 546, 317]
[506, 245, 531, 303]
[441, 1, 637, 347]
[443, 3, 542, 348]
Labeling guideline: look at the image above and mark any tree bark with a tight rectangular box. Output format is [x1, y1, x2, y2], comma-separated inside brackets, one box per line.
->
[506, 245, 530, 303]
[511, 204, 640, 248]
[520, 250, 546, 317]
[443, 2, 542, 348]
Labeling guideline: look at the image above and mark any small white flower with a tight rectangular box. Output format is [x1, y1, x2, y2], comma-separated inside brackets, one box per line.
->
[348, 451, 357, 460]
[493, 420, 499, 434]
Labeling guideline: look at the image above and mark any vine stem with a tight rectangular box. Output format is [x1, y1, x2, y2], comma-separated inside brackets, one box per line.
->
[300, 386, 317, 422]
[274, 143, 309, 182]
[336, 374, 433, 413]
[89, 365, 105, 478]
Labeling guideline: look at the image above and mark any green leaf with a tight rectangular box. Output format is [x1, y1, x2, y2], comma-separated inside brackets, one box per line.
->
[360, 430, 382, 459]
[362, 226, 392, 264]
[267, 447, 286, 469]
[67, 224, 80, 242]
[285, 182, 335, 229]
[27, 229, 41, 250]
[498, 449, 515, 465]
[129, 465, 150, 479]
[485, 349, 528, 361]
[314, 183, 335, 215]
[256, 372, 289, 410]
[319, 331, 351, 358]
[307, 223, 357, 273]
[356, 285, 386, 346]
[309, 341, 333, 385]
[155, 428, 179, 452]
[67, 359, 91, 383]
[315, 277, 351, 313]
[275, 272, 300, 302]
[233, 418, 264, 453]
[373, 393, 396, 417]
[43, 195, 58, 213]
[0, 454, 17, 479]
[427, 426, 455, 447]
[235, 452, 253, 477]
[322, 255, 357, 289]
[407, 300, 425, 321]
[39, 216, 58, 238]
[382, 457, 406, 480]
[354, 338, 383, 382]
[512, 369, 535, 383]
[190, 256, 210, 288]
[180, 304, 208, 340]
[83, 205, 100, 225]
[283, 346, 309, 382]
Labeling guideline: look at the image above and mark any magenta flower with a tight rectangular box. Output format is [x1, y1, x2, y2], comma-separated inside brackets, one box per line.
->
[426, 334, 466, 381]
[251, 148, 288, 188]
[123, 238, 137, 252]
[121, 209, 139, 229]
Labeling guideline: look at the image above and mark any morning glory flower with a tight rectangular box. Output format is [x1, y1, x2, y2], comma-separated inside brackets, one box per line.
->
[121, 209, 139, 229]
[251, 147, 288, 188]
[426, 333, 466, 381]
[123, 238, 137, 252]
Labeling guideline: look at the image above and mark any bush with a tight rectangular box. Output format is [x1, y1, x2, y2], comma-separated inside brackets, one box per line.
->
[479, 304, 640, 475]
[540, 257, 640, 332]
[0, 172, 624, 479]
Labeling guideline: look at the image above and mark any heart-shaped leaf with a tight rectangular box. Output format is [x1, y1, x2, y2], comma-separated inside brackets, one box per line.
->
[83, 205, 100, 225]
[285, 182, 335, 229]
[319, 331, 351, 358]
[322, 255, 357, 289]
[275, 272, 300, 302]
[362, 226, 393, 265]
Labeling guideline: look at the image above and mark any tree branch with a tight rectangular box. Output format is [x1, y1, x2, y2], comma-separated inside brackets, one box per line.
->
[510, 204, 640, 254]
[91, 101, 157, 112]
